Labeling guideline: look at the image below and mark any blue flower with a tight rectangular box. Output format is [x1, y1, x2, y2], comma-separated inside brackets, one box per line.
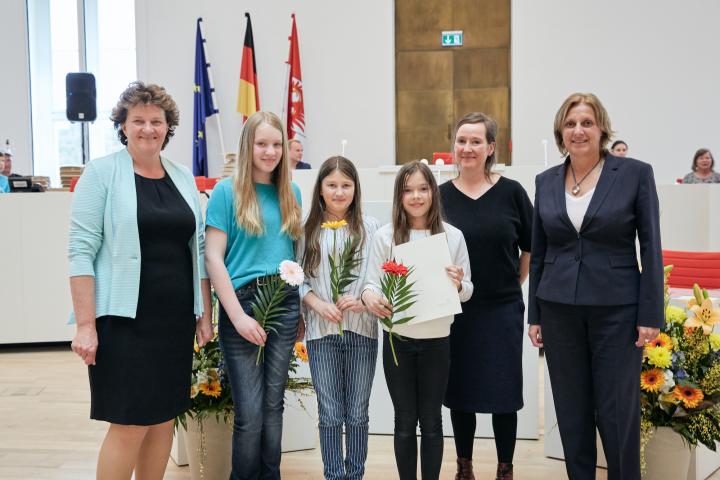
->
[676, 369, 688, 379]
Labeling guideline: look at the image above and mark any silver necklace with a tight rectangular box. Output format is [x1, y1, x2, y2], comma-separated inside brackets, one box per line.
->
[569, 159, 602, 195]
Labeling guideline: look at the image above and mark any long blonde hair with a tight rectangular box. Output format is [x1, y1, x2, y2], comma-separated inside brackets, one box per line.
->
[232, 111, 302, 238]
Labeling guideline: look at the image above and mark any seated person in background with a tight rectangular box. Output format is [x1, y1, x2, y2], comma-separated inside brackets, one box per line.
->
[289, 139, 311, 169]
[682, 148, 720, 184]
[610, 140, 628, 157]
[0, 150, 20, 177]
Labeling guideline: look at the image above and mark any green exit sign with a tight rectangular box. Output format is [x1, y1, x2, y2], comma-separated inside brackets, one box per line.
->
[441, 30, 463, 47]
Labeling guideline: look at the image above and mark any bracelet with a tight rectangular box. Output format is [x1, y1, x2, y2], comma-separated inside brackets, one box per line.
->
[360, 290, 368, 306]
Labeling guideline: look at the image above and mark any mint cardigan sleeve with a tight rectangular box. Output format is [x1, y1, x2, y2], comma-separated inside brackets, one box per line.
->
[68, 162, 107, 277]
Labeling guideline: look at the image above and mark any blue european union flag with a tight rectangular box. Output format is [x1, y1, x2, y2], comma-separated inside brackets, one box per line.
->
[193, 18, 217, 177]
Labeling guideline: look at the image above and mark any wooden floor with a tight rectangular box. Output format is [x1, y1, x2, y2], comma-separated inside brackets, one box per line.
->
[0, 346, 710, 479]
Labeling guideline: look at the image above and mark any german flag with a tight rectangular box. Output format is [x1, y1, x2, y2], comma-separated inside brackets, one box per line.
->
[237, 13, 259, 121]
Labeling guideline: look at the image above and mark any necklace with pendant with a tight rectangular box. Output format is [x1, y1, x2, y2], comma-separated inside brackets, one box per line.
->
[570, 159, 603, 195]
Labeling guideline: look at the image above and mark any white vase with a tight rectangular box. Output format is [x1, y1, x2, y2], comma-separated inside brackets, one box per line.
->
[644, 426, 694, 480]
[282, 388, 318, 452]
[183, 415, 233, 480]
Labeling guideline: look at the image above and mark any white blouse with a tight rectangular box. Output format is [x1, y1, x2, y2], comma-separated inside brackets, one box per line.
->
[362, 222, 473, 340]
[565, 187, 595, 232]
[297, 215, 380, 341]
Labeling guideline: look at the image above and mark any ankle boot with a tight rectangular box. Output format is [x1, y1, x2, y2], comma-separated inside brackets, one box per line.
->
[455, 457, 475, 480]
[495, 462, 513, 480]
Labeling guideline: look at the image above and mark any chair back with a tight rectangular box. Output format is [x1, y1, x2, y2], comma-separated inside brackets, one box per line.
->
[662, 250, 720, 289]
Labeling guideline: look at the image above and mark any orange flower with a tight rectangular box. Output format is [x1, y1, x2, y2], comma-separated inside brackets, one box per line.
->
[646, 332, 673, 351]
[294, 342, 308, 362]
[198, 381, 222, 398]
[640, 368, 665, 393]
[672, 385, 704, 409]
[382, 260, 409, 276]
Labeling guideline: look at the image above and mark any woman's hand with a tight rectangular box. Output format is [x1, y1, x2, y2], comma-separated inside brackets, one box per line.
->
[195, 314, 214, 348]
[636, 326, 660, 348]
[336, 294, 365, 313]
[362, 290, 393, 319]
[231, 312, 267, 346]
[528, 325, 543, 348]
[445, 265, 464, 292]
[71, 325, 98, 366]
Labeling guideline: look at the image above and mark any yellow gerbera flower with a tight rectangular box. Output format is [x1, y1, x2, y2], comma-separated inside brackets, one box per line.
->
[294, 342, 308, 363]
[640, 368, 665, 393]
[321, 219, 348, 230]
[646, 346, 672, 368]
[684, 298, 720, 335]
[199, 381, 222, 398]
[666, 305, 687, 325]
[672, 385, 704, 409]
[646, 333, 673, 351]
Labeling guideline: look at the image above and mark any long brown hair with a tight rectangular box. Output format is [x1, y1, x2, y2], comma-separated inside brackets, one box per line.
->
[232, 111, 302, 238]
[302, 156, 366, 277]
[392, 161, 444, 245]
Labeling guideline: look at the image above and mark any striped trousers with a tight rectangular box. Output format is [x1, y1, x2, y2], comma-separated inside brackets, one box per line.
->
[307, 331, 378, 480]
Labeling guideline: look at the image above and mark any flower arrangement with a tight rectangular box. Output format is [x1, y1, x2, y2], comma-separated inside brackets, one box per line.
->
[321, 219, 362, 337]
[640, 265, 720, 467]
[378, 259, 417, 366]
[252, 260, 305, 364]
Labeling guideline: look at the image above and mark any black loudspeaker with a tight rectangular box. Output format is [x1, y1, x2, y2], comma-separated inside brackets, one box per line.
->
[66, 72, 97, 122]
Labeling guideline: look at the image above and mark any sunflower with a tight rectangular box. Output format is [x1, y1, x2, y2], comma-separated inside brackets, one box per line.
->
[294, 342, 308, 363]
[646, 346, 672, 369]
[198, 381, 222, 398]
[646, 333, 673, 351]
[640, 368, 665, 393]
[684, 298, 720, 335]
[321, 219, 348, 230]
[672, 385, 704, 409]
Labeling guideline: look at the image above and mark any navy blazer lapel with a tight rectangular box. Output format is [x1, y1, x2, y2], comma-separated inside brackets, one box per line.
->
[552, 159, 575, 232]
[580, 154, 621, 231]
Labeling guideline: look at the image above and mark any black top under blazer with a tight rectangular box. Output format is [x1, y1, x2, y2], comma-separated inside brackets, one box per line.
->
[528, 153, 664, 328]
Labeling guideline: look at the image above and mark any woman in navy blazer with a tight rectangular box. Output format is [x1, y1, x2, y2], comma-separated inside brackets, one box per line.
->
[528, 93, 664, 480]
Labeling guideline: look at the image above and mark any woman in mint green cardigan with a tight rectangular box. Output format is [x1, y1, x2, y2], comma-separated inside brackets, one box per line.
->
[68, 82, 212, 480]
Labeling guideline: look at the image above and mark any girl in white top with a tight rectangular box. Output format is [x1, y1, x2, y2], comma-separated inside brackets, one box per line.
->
[361, 160, 472, 480]
[297, 156, 380, 480]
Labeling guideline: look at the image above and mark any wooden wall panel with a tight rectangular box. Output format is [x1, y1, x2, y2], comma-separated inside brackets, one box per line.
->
[396, 51, 454, 91]
[452, 0, 510, 49]
[453, 48, 509, 89]
[395, 0, 452, 51]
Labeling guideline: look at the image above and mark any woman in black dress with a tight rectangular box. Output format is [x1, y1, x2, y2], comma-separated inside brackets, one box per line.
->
[440, 112, 532, 480]
[69, 82, 212, 479]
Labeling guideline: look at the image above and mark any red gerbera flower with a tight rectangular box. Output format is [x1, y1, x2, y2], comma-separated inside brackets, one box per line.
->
[382, 260, 409, 277]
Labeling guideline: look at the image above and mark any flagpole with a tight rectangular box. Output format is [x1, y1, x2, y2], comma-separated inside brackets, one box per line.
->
[198, 18, 228, 159]
[281, 14, 294, 132]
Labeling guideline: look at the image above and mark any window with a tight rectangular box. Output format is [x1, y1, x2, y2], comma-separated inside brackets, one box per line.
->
[27, 0, 136, 187]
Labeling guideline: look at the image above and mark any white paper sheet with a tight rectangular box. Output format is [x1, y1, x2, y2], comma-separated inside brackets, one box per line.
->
[391, 233, 462, 324]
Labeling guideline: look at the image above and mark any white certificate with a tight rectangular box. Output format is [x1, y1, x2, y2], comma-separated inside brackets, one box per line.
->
[392, 233, 462, 324]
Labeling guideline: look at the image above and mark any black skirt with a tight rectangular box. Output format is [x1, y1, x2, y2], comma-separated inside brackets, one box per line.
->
[444, 299, 525, 413]
[88, 173, 196, 425]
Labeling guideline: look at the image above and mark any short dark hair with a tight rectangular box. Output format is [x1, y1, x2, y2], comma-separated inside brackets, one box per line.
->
[611, 140, 627, 150]
[692, 148, 715, 172]
[110, 81, 179, 150]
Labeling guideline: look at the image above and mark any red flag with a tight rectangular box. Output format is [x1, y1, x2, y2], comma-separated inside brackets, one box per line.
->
[286, 14, 305, 141]
[237, 13, 259, 122]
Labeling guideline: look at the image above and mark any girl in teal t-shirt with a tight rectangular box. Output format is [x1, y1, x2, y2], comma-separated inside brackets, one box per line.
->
[205, 111, 303, 479]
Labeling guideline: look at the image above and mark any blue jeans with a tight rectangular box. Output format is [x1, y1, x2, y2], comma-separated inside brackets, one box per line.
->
[219, 282, 300, 480]
[307, 331, 378, 480]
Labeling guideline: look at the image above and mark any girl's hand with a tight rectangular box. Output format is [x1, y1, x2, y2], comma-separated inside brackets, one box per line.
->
[362, 290, 393, 319]
[313, 300, 343, 324]
[445, 265, 464, 292]
[336, 294, 365, 313]
[195, 314, 214, 348]
[232, 312, 267, 346]
[296, 316, 306, 341]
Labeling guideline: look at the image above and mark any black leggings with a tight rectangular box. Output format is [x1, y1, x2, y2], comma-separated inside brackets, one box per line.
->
[450, 410, 517, 463]
[383, 332, 450, 480]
